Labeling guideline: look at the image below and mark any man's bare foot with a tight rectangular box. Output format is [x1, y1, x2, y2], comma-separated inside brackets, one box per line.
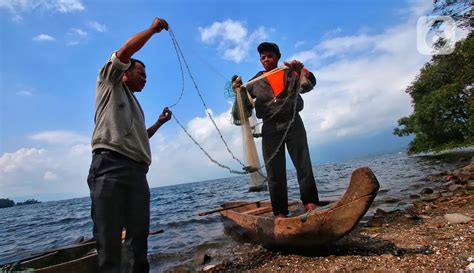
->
[275, 213, 287, 219]
[304, 203, 319, 212]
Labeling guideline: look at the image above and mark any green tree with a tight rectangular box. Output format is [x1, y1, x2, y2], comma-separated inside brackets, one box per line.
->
[394, 32, 473, 153]
[433, 0, 473, 28]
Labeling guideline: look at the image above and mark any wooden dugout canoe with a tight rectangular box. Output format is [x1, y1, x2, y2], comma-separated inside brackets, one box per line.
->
[3, 241, 98, 273]
[2, 230, 163, 272]
[220, 167, 380, 249]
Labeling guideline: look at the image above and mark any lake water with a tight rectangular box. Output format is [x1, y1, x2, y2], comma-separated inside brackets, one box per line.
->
[0, 151, 471, 271]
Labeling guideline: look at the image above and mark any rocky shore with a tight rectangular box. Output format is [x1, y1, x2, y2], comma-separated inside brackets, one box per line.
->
[176, 160, 474, 272]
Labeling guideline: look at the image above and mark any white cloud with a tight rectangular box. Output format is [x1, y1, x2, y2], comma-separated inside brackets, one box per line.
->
[68, 28, 88, 37]
[294, 41, 306, 48]
[32, 34, 55, 42]
[69, 143, 90, 157]
[66, 27, 88, 45]
[88, 21, 108, 32]
[200, 20, 247, 43]
[321, 28, 343, 40]
[0, 131, 91, 198]
[199, 20, 270, 63]
[55, 0, 84, 13]
[290, 51, 317, 64]
[0, 0, 85, 13]
[409, 0, 434, 17]
[16, 91, 33, 96]
[43, 171, 58, 181]
[30, 130, 89, 145]
[0, 148, 48, 174]
[0, 0, 84, 21]
[67, 41, 80, 46]
[0, 145, 91, 198]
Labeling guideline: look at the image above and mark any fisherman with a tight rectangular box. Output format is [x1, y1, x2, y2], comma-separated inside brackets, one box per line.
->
[232, 42, 320, 218]
[87, 18, 171, 272]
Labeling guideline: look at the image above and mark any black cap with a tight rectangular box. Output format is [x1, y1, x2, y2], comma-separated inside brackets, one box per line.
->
[257, 42, 281, 57]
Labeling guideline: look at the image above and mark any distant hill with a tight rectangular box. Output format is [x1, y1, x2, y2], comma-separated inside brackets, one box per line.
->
[0, 198, 15, 208]
[16, 199, 42, 206]
[0, 198, 42, 208]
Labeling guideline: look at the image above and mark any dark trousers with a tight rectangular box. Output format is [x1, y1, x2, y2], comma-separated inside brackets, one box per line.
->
[87, 149, 150, 273]
[262, 114, 319, 215]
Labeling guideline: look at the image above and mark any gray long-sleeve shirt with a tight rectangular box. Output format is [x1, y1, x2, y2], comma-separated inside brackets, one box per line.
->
[91, 53, 151, 165]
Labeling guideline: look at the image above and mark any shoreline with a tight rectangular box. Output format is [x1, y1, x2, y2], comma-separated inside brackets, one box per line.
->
[171, 160, 474, 272]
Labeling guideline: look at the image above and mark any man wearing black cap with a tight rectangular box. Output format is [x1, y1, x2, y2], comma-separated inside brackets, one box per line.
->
[233, 42, 320, 218]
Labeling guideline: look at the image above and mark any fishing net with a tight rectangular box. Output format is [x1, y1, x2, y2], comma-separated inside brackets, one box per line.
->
[230, 77, 266, 191]
[224, 80, 236, 98]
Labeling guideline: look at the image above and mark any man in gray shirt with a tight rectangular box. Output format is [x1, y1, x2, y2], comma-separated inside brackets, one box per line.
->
[87, 18, 171, 272]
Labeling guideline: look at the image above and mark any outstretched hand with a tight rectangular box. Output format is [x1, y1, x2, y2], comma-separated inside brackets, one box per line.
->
[158, 107, 172, 124]
[150, 18, 169, 33]
[283, 60, 304, 71]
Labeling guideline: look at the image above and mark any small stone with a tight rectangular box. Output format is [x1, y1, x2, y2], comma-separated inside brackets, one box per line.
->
[375, 208, 388, 215]
[421, 192, 441, 201]
[404, 213, 421, 220]
[365, 218, 384, 227]
[466, 180, 474, 191]
[420, 188, 434, 194]
[410, 194, 420, 199]
[194, 253, 211, 265]
[463, 163, 474, 171]
[441, 192, 454, 198]
[168, 266, 194, 273]
[427, 175, 440, 182]
[443, 213, 473, 224]
[203, 265, 217, 271]
[442, 181, 454, 188]
[383, 197, 401, 203]
[457, 171, 472, 183]
[448, 184, 463, 192]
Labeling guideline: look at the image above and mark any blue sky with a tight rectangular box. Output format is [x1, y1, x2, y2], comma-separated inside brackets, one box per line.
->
[1, 0, 466, 200]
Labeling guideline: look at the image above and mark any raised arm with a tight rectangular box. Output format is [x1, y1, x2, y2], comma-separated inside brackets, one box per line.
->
[147, 107, 172, 139]
[116, 18, 169, 64]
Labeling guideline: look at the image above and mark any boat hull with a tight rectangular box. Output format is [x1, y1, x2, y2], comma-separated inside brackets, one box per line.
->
[220, 167, 379, 249]
[1, 241, 98, 273]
